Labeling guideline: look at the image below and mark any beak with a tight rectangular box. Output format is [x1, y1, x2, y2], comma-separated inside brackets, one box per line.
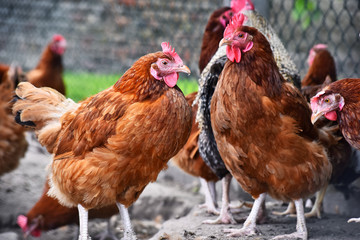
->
[176, 65, 191, 75]
[311, 111, 324, 125]
[219, 38, 232, 47]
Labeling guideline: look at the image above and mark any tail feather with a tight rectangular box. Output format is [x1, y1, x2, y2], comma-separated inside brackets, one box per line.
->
[12, 82, 78, 153]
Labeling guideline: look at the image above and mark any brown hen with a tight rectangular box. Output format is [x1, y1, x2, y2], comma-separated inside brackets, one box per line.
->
[13, 42, 192, 240]
[27, 34, 67, 95]
[210, 13, 332, 239]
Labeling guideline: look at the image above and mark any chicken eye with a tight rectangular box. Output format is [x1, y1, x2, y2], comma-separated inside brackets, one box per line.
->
[324, 98, 330, 103]
[162, 61, 168, 65]
[238, 33, 244, 38]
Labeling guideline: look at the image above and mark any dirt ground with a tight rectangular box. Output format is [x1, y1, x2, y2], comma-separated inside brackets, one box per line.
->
[0, 133, 360, 240]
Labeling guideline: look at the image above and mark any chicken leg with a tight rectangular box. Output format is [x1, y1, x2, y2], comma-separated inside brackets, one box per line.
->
[78, 204, 90, 240]
[272, 201, 295, 216]
[223, 193, 266, 237]
[272, 199, 308, 240]
[203, 174, 236, 224]
[304, 184, 328, 218]
[198, 178, 219, 214]
[116, 202, 136, 240]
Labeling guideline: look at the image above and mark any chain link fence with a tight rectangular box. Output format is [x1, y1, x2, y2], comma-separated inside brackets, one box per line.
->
[0, 0, 359, 80]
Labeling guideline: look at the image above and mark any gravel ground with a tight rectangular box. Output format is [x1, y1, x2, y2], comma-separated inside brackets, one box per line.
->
[1, 133, 360, 240]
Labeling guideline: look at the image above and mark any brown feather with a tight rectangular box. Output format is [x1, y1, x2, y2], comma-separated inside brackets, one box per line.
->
[211, 26, 332, 201]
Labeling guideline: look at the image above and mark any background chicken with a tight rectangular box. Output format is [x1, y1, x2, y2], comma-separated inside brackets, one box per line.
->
[310, 78, 360, 224]
[198, 6, 232, 74]
[210, 13, 332, 239]
[12, 42, 192, 240]
[0, 66, 28, 177]
[26, 34, 67, 95]
[0, 63, 10, 82]
[17, 180, 119, 239]
[195, 0, 301, 225]
[301, 44, 337, 101]
[171, 92, 219, 214]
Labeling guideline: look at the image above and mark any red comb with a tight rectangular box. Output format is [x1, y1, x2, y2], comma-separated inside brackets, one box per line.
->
[17, 215, 28, 230]
[161, 42, 183, 64]
[224, 13, 247, 39]
[52, 34, 65, 42]
[313, 43, 328, 50]
[231, 0, 254, 13]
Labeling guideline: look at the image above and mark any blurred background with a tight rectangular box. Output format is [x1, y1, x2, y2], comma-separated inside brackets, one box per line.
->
[0, 0, 358, 87]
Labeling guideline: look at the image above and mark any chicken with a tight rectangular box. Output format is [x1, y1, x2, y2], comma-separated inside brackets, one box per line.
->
[0, 63, 10, 82]
[310, 78, 360, 223]
[13, 42, 192, 240]
[27, 34, 67, 95]
[17, 180, 119, 239]
[196, 0, 301, 225]
[210, 13, 332, 239]
[274, 43, 352, 219]
[198, 6, 232, 73]
[301, 44, 337, 101]
[0, 66, 28, 177]
[171, 92, 219, 214]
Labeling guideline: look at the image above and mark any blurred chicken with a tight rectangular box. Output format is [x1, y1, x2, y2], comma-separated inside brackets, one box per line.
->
[301, 44, 337, 101]
[13, 42, 192, 240]
[196, 0, 301, 225]
[0, 63, 10, 81]
[198, 6, 232, 73]
[0, 65, 28, 177]
[27, 34, 67, 95]
[17, 180, 119, 239]
[310, 78, 360, 224]
[210, 13, 332, 239]
[171, 92, 219, 214]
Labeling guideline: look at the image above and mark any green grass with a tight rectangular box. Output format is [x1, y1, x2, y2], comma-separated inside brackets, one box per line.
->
[64, 72, 199, 102]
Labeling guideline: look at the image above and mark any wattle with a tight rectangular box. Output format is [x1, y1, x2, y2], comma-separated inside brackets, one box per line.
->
[163, 72, 179, 88]
[226, 45, 241, 63]
[325, 111, 337, 121]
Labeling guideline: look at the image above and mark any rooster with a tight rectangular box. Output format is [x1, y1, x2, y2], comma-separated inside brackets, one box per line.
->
[171, 92, 219, 214]
[196, 0, 301, 225]
[13, 42, 192, 240]
[17, 180, 119, 239]
[310, 78, 360, 224]
[27, 34, 67, 95]
[0, 66, 28, 177]
[210, 13, 332, 239]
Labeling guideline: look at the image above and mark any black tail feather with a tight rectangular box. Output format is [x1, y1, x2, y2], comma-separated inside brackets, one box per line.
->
[14, 110, 36, 127]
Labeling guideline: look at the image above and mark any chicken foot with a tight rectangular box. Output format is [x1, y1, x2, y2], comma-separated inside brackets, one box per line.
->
[116, 202, 136, 240]
[223, 192, 265, 237]
[77, 204, 91, 240]
[198, 178, 219, 214]
[272, 199, 308, 240]
[348, 218, 360, 223]
[203, 174, 236, 224]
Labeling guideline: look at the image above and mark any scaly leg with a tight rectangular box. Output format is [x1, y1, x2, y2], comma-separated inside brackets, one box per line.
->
[272, 201, 295, 216]
[272, 199, 308, 240]
[198, 178, 219, 214]
[116, 202, 137, 240]
[305, 183, 328, 219]
[223, 193, 266, 236]
[77, 204, 90, 240]
[203, 174, 236, 224]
